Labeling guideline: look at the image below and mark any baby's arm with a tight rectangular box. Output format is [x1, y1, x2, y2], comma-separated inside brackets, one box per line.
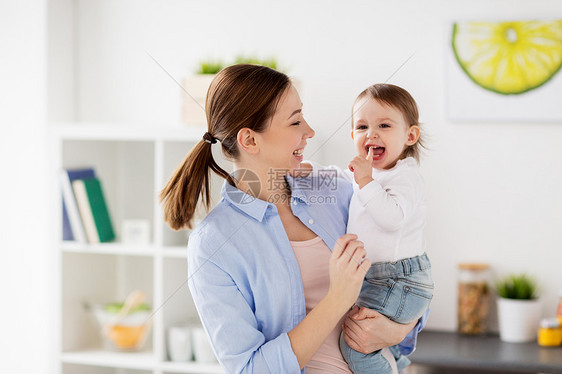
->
[355, 165, 422, 232]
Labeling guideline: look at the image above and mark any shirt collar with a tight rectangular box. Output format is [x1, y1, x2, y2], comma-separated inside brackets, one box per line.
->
[285, 174, 313, 205]
[221, 174, 316, 220]
[221, 182, 270, 222]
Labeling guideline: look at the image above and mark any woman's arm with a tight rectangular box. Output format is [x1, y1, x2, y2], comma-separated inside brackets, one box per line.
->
[342, 306, 418, 354]
[189, 252, 300, 373]
[288, 234, 370, 369]
[189, 232, 370, 373]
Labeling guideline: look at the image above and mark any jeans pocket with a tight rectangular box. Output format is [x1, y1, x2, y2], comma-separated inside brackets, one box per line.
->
[394, 281, 433, 323]
[358, 277, 395, 311]
[401, 269, 434, 291]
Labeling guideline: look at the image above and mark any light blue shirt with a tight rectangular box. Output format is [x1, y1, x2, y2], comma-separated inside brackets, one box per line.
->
[187, 172, 425, 373]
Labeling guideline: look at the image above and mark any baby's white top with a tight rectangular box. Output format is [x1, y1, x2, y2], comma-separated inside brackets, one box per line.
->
[346, 157, 427, 263]
[307, 157, 427, 263]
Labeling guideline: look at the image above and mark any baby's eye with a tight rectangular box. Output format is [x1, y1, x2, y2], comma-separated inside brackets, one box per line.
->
[379, 123, 390, 128]
[355, 125, 367, 130]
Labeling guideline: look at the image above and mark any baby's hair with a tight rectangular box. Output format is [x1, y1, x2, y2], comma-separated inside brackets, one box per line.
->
[352, 83, 424, 162]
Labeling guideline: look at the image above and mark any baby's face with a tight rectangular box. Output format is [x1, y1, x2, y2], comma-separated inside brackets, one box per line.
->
[351, 98, 415, 170]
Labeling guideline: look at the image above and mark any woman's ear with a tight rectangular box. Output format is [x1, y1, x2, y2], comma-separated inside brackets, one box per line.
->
[406, 125, 420, 146]
[237, 128, 259, 154]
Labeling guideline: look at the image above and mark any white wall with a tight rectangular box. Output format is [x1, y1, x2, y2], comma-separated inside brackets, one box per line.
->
[0, 1, 52, 373]
[73, 0, 562, 331]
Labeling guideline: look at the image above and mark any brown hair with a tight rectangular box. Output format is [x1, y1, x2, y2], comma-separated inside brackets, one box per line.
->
[160, 64, 291, 230]
[352, 83, 424, 162]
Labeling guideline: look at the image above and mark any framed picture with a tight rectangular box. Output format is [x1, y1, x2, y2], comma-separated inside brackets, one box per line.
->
[446, 19, 562, 122]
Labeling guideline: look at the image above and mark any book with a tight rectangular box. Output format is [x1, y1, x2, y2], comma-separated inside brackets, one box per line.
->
[72, 177, 115, 243]
[60, 168, 96, 242]
[62, 201, 72, 240]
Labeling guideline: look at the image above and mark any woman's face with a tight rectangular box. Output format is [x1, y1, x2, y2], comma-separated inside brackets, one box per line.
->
[255, 84, 315, 172]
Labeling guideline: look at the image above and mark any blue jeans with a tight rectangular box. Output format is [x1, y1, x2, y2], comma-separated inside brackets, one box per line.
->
[339, 253, 433, 374]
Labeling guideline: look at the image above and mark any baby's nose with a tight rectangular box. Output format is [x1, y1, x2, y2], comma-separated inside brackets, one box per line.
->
[368, 130, 378, 139]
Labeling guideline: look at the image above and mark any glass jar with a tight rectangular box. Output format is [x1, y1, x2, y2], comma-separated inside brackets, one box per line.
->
[538, 318, 562, 347]
[557, 290, 562, 325]
[458, 263, 491, 335]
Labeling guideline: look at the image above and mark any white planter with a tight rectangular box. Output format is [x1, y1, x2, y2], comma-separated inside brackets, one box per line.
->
[497, 298, 542, 343]
[192, 326, 218, 363]
[181, 74, 216, 126]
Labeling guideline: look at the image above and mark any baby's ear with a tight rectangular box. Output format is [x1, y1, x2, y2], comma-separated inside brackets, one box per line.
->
[406, 126, 420, 145]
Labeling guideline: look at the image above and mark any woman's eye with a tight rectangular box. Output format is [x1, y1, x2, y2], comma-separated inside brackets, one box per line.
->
[291, 121, 301, 126]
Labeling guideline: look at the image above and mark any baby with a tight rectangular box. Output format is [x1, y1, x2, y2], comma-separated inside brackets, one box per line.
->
[339, 83, 433, 373]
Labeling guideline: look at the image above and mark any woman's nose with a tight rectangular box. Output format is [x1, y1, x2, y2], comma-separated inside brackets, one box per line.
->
[303, 119, 315, 138]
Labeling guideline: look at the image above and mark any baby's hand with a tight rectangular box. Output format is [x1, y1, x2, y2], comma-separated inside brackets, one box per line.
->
[348, 148, 374, 188]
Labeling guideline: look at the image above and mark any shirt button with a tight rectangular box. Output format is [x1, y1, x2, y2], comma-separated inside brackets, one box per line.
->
[293, 200, 298, 205]
[308, 219, 314, 224]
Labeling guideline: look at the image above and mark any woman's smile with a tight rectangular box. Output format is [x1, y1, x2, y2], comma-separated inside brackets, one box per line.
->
[293, 147, 305, 162]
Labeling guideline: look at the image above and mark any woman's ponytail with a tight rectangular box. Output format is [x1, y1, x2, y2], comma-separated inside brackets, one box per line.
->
[160, 137, 231, 230]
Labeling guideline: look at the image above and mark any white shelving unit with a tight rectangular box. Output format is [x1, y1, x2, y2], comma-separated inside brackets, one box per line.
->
[51, 123, 225, 374]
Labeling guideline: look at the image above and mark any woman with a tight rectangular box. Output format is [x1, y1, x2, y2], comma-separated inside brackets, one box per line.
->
[161, 64, 420, 373]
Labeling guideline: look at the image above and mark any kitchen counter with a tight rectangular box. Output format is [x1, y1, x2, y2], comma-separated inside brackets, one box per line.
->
[409, 330, 562, 373]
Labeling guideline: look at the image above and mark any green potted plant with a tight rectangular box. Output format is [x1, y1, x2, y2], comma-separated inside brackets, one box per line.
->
[196, 61, 225, 75]
[232, 55, 302, 95]
[234, 56, 278, 70]
[181, 57, 295, 126]
[496, 274, 541, 343]
[182, 60, 225, 126]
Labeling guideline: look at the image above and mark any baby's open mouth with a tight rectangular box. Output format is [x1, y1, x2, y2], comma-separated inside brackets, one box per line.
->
[366, 146, 385, 160]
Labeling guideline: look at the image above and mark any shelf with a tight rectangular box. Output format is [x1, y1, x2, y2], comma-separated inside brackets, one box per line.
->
[160, 361, 223, 374]
[61, 349, 156, 370]
[54, 124, 219, 374]
[61, 242, 189, 258]
[60, 350, 224, 373]
[62, 242, 158, 256]
[162, 247, 188, 258]
[51, 122, 207, 142]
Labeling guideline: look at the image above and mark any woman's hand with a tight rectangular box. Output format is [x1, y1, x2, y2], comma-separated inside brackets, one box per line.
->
[342, 306, 416, 354]
[327, 234, 371, 312]
[348, 148, 374, 188]
[288, 234, 371, 370]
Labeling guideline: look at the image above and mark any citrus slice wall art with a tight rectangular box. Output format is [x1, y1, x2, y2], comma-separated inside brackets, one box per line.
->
[447, 20, 562, 121]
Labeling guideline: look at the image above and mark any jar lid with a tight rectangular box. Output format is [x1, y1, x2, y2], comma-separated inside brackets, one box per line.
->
[458, 263, 489, 271]
[540, 318, 561, 329]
